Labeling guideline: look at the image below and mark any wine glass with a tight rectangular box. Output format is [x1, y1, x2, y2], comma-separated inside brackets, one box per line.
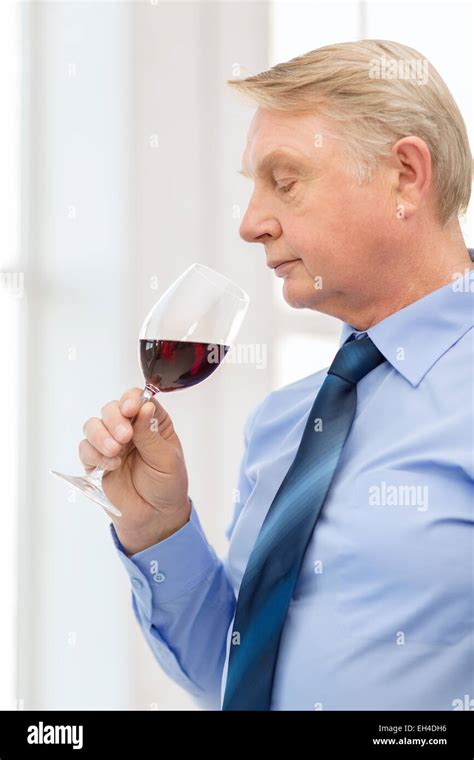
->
[50, 263, 249, 517]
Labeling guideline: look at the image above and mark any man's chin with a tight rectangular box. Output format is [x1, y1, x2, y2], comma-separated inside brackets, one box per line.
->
[282, 279, 325, 310]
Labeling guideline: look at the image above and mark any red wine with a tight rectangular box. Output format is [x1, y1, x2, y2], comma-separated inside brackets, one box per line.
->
[139, 339, 230, 392]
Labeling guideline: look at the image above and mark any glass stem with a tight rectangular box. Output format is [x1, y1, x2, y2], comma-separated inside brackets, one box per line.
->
[86, 385, 158, 483]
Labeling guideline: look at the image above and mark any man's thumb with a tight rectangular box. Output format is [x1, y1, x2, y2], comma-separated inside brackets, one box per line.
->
[131, 400, 163, 458]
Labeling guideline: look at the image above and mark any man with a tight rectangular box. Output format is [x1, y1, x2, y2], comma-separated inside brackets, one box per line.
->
[79, 40, 473, 710]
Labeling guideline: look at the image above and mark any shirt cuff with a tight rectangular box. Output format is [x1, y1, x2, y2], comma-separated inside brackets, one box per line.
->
[109, 498, 218, 613]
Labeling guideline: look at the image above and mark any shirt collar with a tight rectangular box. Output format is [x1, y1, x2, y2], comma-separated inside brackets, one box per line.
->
[339, 252, 474, 387]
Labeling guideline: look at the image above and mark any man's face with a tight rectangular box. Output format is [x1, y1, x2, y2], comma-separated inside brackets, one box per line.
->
[239, 108, 400, 322]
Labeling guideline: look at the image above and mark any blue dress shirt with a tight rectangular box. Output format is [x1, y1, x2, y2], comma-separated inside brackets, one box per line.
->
[111, 268, 473, 710]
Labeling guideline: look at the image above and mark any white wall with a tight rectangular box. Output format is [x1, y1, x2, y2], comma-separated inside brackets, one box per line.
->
[0, 0, 22, 711]
[18, 0, 137, 709]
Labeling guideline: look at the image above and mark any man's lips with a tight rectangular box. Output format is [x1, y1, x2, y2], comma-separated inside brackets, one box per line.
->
[267, 259, 300, 269]
[267, 259, 301, 275]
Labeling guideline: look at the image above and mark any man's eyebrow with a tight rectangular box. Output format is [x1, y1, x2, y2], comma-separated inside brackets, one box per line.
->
[238, 150, 310, 179]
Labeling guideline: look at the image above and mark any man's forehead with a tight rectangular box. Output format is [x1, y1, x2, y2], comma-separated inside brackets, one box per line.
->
[239, 111, 329, 178]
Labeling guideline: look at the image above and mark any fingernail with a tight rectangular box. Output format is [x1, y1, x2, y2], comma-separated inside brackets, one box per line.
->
[122, 400, 134, 413]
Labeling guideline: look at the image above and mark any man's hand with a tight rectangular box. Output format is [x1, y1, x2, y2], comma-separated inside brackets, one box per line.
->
[79, 387, 191, 554]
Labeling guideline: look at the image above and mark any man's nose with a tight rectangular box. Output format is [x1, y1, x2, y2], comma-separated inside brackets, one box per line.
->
[239, 197, 281, 243]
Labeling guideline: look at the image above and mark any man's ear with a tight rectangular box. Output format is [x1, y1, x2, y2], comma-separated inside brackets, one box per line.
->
[390, 136, 432, 220]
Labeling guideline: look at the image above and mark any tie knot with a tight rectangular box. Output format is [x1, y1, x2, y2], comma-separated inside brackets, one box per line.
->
[327, 334, 386, 385]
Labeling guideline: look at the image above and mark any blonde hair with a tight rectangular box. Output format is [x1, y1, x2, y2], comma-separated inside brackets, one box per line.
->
[227, 40, 472, 225]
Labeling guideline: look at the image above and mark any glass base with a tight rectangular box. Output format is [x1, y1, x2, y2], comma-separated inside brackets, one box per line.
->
[49, 469, 122, 517]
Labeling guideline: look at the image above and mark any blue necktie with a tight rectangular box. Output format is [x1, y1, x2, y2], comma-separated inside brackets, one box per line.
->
[222, 334, 386, 710]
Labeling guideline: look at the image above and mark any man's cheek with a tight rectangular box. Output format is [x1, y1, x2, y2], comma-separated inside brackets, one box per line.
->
[294, 258, 325, 290]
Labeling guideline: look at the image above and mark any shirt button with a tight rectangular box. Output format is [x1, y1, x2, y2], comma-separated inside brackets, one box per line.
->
[152, 572, 166, 583]
[132, 577, 144, 590]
